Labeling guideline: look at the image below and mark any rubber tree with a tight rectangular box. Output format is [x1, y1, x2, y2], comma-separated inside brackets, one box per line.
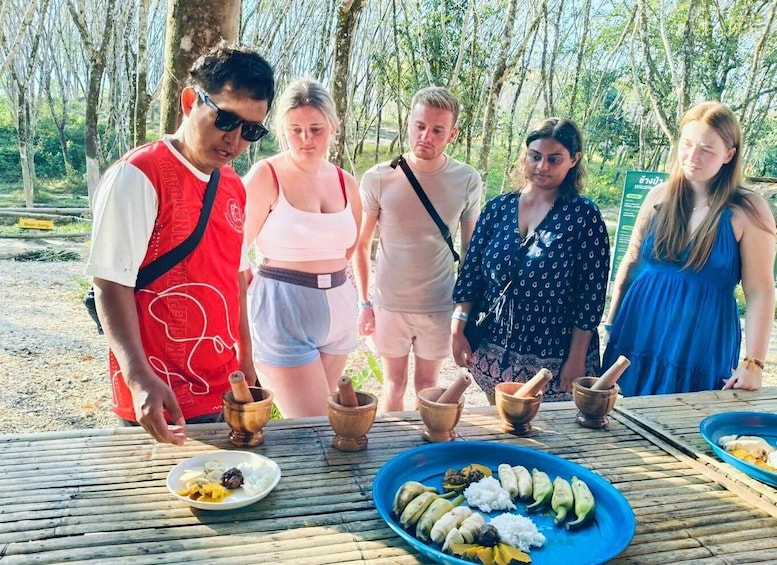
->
[159, 0, 241, 135]
[331, 0, 365, 168]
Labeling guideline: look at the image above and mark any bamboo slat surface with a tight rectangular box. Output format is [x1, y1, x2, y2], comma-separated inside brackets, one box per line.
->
[616, 387, 777, 507]
[1, 392, 776, 564]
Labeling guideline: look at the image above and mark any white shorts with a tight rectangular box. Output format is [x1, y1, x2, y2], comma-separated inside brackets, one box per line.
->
[370, 305, 452, 360]
[248, 266, 357, 367]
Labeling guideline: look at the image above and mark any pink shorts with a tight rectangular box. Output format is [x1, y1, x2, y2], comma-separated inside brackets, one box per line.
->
[370, 305, 452, 360]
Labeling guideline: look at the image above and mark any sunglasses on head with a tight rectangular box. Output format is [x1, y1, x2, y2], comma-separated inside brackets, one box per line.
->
[197, 90, 269, 142]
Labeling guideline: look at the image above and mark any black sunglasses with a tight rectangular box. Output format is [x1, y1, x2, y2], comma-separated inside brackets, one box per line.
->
[197, 90, 269, 142]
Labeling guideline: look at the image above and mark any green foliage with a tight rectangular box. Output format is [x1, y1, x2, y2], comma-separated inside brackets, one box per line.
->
[0, 99, 87, 183]
[346, 350, 384, 388]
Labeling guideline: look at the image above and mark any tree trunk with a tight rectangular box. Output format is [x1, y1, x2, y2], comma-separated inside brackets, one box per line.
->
[15, 88, 36, 208]
[159, 0, 241, 135]
[132, 0, 151, 146]
[331, 0, 365, 167]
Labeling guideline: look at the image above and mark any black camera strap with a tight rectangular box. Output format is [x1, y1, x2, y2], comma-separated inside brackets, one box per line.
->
[390, 154, 460, 262]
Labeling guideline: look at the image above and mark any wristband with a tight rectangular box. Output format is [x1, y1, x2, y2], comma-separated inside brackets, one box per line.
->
[451, 311, 469, 322]
[359, 300, 373, 309]
[742, 356, 765, 370]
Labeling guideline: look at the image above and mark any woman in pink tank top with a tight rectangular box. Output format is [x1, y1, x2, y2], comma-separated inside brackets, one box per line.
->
[242, 78, 362, 418]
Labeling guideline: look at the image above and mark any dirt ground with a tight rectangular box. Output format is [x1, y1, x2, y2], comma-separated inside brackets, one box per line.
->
[0, 236, 486, 435]
[1, 236, 775, 435]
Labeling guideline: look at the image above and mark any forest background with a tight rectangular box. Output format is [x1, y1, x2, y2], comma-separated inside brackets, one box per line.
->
[1, 0, 777, 215]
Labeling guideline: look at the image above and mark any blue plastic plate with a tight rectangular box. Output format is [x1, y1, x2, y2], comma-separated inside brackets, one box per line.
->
[372, 441, 635, 565]
[699, 411, 777, 487]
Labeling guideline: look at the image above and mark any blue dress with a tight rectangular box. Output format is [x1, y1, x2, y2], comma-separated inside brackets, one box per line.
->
[453, 193, 610, 399]
[604, 208, 741, 395]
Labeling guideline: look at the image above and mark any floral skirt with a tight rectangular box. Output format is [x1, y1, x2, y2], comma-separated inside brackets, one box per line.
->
[470, 342, 601, 402]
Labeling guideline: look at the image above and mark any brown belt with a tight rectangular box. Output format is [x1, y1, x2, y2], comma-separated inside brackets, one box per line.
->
[258, 265, 347, 289]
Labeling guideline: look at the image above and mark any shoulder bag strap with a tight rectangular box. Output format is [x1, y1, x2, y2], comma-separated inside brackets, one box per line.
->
[134, 168, 221, 291]
[390, 154, 460, 262]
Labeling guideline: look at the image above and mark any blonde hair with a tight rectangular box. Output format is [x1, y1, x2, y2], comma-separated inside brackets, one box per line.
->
[273, 78, 339, 151]
[410, 86, 460, 125]
[652, 101, 765, 270]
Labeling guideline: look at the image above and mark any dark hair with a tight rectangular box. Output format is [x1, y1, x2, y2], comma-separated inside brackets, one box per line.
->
[188, 41, 275, 109]
[515, 117, 585, 200]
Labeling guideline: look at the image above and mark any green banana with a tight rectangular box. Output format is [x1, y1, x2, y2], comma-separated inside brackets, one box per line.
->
[398, 491, 437, 530]
[415, 494, 465, 541]
[391, 480, 437, 517]
[551, 476, 574, 525]
[566, 476, 596, 530]
[526, 468, 553, 513]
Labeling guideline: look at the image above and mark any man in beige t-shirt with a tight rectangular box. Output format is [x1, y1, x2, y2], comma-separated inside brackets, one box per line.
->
[354, 87, 482, 412]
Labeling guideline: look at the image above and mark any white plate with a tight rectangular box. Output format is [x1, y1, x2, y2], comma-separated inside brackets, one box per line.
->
[166, 450, 281, 511]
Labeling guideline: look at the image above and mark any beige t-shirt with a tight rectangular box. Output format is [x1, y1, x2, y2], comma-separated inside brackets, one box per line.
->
[360, 155, 482, 313]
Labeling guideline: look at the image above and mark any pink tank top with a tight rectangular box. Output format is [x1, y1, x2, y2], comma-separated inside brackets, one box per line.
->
[255, 162, 357, 262]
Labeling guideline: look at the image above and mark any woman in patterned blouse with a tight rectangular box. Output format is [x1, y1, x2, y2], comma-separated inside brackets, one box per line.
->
[451, 118, 610, 402]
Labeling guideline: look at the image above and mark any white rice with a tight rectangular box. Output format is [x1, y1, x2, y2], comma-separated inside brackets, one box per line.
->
[489, 513, 546, 552]
[463, 476, 516, 512]
[238, 461, 277, 496]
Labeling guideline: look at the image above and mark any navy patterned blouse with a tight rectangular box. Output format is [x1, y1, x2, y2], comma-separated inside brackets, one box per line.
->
[453, 192, 610, 360]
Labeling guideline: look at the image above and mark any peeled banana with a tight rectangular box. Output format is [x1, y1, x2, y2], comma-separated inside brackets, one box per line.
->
[512, 465, 532, 500]
[457, 511, 485, 543]
[392, 480, 437, 517]
[416, 494, 464, 541]
[430, 505, 472, 544]
[498, 463, 518, 498]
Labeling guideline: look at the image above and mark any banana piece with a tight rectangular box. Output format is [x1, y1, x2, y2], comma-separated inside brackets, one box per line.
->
[512, 465, 532, 500]
[392, 481, 437, 517]
[431, 505, 472, 544]
[416, 494, 463, 541]
[441, 527, 465, 553]
[398, 491, 437, 530]
[458, 512, 485, 543]
[498, 463, 518, 498]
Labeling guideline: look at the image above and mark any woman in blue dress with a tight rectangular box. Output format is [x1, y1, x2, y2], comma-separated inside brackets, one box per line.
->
[604, 101, 775, 395]
[451, 118, 609, 403]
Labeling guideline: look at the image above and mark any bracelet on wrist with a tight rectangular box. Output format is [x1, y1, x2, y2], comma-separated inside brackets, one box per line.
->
[359, 300, 373, 309]
[742, 356, 765, 371]
[451, 311, 469, 322]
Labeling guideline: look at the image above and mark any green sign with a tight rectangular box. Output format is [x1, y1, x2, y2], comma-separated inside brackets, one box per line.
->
[609, 170, 668, 282]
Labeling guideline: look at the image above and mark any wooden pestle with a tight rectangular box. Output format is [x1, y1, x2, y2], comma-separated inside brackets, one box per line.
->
[437, 373, 472, 404]
[337, 375, 360, 407]
[513, 368, 552, 398]
[591, 355, 631, 390]
[228, 371, 254, 404]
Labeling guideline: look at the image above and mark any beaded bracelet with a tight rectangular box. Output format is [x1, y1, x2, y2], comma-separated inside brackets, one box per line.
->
[451, 311, 469, 322]
[742, 356, 765, 370]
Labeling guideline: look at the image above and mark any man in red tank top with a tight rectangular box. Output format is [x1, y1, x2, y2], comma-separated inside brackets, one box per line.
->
[85, 43, 275, 444]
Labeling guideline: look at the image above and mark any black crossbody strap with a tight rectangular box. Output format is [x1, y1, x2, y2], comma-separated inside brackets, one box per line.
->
[390, 154, 460, 262]
[134, 168, 221, 291]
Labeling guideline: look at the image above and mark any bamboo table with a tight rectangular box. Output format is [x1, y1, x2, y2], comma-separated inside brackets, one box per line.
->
[2, 389, 777, 564]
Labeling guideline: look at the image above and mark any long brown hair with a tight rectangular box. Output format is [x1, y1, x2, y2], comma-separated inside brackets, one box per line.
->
[652, 101, 765, 270]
